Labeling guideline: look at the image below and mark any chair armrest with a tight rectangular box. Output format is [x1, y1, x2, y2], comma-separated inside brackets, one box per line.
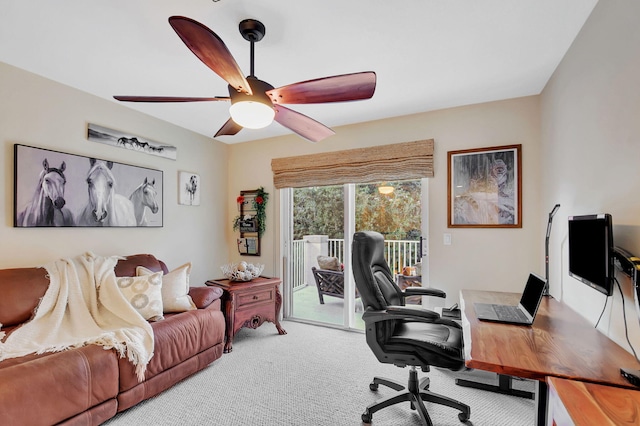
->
[434, 317, 462, 329]
[362, 306, 440, 324]
[402, 287, 446, 298]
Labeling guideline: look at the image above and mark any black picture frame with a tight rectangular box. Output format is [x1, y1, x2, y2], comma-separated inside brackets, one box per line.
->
[14, 144, 163, 227]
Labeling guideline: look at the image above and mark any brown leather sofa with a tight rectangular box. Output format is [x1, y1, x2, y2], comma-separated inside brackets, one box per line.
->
[0, 254, 226, 425]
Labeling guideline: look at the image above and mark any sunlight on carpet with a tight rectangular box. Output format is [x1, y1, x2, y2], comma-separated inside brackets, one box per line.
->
[104, 320, 534, 425]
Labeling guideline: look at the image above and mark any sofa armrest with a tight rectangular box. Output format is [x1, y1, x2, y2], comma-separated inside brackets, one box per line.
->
[189, 286, 223, 309]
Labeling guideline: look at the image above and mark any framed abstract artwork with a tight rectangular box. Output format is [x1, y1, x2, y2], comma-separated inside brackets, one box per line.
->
[447, 144, 522, 228]
[14, 144, 163, 227]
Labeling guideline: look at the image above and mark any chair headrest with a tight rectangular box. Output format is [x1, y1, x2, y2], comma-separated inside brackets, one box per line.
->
[352, 231, 401, 309]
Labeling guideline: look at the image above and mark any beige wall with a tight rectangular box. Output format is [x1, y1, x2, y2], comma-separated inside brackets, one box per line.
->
[0, 62, 230, 286]
[541, 0, 640, 349]
[228, 95, 542, 305]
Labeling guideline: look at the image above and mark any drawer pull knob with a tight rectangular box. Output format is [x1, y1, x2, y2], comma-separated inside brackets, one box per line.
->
[253, 295, 259, 300]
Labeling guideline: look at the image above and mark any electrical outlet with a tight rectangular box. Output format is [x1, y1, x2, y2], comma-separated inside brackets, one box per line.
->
[443, 233, 452, 246]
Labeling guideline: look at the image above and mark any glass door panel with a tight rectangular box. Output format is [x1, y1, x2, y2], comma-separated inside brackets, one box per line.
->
[290, 185, 345, 326]
[287, 180, 423, 330]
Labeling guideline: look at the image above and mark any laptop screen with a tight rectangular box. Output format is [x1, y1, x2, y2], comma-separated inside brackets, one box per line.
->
[519, 273, 546, 316]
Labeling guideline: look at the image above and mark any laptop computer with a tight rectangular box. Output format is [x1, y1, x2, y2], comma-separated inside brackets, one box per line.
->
[473, 273, 546, 325]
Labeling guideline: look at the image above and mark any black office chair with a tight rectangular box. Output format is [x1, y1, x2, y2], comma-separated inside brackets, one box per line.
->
[352, 231, 470, 425]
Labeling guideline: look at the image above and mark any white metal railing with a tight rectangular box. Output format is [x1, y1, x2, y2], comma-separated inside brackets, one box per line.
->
[384, 239, 422, 275]
[291, 238, 420, 290]
[292, 239, 306, 290]
[328, 239, 344, 262]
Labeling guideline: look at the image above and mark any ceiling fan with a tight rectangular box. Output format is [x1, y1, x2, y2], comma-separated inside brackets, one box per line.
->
[114, 16, 377, 142]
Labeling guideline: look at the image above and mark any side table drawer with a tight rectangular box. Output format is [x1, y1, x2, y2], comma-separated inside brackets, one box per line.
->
[237, 288, 274, 309]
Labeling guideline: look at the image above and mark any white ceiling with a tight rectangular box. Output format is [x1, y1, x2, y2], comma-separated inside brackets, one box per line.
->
[0, 1, 598, 144]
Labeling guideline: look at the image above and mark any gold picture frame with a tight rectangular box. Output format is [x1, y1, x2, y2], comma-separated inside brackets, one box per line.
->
[447, 144, 522, 228]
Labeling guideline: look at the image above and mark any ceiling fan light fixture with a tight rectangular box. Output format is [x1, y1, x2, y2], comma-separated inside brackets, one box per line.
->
[230, 100, 275, 129]
[228, 76, 275, 129]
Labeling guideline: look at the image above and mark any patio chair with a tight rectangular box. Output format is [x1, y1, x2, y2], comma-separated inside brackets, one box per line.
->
[311, 266, 360, 304]
[351, 230, 470, 425]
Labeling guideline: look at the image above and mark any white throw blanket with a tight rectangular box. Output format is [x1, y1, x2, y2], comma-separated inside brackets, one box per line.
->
[0, 252, 154, 381]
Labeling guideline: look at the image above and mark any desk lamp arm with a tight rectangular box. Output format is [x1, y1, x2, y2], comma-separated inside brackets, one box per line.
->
[544, 204, 561, 296]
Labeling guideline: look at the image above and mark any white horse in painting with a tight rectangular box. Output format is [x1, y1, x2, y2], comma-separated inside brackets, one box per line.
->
[129, 177, 159, 226]
[185, 174, 198, 205]
[17, 158, 74, 227]
[77, 159, 136, 227]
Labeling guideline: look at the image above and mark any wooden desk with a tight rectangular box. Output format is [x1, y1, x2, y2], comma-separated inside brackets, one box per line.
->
[547, 377, 640, 425]
[206, 277, 286, 353]
[460, 290, 640, 426]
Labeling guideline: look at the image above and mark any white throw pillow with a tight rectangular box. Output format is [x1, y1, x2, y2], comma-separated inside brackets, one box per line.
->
[117, 272, 164, 321]
[317, 255, 342, 271]
[137, 263, 196, 313]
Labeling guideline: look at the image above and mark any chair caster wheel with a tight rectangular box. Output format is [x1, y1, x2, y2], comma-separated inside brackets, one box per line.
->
[362, 411, 372, 423]
[369, 382, 378, 391]
[458, 412, 469, 422]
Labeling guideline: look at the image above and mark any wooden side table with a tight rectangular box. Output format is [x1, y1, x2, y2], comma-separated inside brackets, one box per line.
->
[205, 276, 287, 353]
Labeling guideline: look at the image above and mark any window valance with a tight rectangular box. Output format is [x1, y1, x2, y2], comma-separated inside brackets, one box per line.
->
[271, 139, 434, 189]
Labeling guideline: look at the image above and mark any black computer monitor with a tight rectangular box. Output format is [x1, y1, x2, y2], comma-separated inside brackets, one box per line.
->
[568, 214, 614, 296]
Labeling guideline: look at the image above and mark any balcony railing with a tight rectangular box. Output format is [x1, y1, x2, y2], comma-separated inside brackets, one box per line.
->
[292, 238, 420, 290]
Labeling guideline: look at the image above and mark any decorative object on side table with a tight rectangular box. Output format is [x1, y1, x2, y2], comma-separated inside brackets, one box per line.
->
[220, 262, 264, 282]
[205, 276, 287, 353]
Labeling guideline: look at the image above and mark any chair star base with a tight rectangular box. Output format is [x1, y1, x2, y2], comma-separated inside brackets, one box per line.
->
[362, 367, 470, 426]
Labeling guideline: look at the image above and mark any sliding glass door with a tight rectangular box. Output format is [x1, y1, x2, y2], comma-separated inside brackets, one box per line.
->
[283, 179, 427, 330]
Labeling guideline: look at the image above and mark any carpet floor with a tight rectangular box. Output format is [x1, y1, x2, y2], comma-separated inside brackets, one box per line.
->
[104, 320, 534, 425]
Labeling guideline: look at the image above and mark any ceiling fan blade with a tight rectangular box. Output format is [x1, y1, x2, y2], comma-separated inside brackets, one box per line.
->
[114, 96, 230, 103]
[273, 105, 335, 143]
[267, 72, 376, 105]
[169, 16, 252, 95]
[214, 118, 243, 138]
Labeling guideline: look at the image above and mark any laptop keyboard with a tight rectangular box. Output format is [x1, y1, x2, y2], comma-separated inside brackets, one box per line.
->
[493, 305, 527, 322]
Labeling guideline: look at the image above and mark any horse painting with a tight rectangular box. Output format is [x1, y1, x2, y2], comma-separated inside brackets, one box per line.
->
[17, 158, 74, 227]
[185, 174, 198, 205]
[77, 158, 137, 227]
[129, 177, 159, 226]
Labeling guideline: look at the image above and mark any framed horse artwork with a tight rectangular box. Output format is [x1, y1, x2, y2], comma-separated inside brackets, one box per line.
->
[14, 144, 163, 227]
[178, 171, 200, 206]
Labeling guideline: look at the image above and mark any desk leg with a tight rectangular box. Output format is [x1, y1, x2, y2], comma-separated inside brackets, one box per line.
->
[456, 374, 534, 399]
[534, 380, 548, 426]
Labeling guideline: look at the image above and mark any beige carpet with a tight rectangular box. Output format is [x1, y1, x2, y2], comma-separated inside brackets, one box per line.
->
[104, 320, 534, 425]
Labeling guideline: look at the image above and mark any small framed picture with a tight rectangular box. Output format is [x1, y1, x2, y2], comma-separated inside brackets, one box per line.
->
[237, 237, 259, 255]
[448, 144, 522, 228]
[178, 171, 200, 206]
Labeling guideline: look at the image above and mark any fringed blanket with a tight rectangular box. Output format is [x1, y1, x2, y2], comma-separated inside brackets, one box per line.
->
[0, 252, 154, 381]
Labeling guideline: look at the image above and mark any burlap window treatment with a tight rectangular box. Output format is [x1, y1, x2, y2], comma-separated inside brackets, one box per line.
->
[271, 139, 434, 189]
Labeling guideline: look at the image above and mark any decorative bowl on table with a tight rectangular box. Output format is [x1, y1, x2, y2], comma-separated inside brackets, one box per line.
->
[221, 262, 264, 282]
